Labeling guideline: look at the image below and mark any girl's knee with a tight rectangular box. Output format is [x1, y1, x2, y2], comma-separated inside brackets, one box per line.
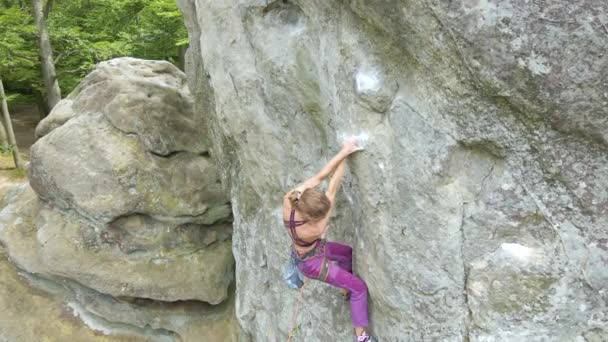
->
[351, 277, 368, 294]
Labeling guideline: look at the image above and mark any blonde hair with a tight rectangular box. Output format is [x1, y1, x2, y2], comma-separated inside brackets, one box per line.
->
[288, 188, 331, 221]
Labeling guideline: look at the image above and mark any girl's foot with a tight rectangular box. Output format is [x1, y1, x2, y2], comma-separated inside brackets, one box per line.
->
[340, 288, 350, 301]
[357, 331, 377, 342]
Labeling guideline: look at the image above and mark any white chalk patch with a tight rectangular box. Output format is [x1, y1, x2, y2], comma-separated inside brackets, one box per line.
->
[501, 243, 534, 260]
[337, 131, 370, 150]
[353, 132, 369, 150]
[355, 70, 381, 93]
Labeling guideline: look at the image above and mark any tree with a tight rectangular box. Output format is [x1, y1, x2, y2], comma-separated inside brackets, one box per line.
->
[0, 3, 39, 94]
[32, 0, 61, 111]
[1, 0, 188, 108]
[0, 76, 23, 169]
[0, 111, 7, 145]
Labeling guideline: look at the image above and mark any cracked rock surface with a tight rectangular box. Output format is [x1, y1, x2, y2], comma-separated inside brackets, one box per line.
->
[176, 0, 608, 341]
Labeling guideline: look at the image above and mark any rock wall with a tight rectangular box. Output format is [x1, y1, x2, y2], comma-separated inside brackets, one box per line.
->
[175, 0, 608, 341]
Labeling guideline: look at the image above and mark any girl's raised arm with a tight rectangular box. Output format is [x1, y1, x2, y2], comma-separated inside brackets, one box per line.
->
[292, 138, 361, 194]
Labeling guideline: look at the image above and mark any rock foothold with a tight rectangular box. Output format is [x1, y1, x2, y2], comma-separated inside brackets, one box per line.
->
[353, 65, 398, 113]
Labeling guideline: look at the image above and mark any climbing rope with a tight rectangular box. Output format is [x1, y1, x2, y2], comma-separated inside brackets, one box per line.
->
[287, 279, 307, 342]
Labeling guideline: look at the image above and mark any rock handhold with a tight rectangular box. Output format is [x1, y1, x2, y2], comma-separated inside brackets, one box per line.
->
[353, 64, 399, 113]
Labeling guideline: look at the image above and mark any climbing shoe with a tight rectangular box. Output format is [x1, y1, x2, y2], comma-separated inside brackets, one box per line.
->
[357, 331, 378, 342]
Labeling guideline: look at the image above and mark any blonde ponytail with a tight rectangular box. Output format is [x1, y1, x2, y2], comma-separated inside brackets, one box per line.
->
[288, 188, 330, 222]
[288, 190, 301, 209]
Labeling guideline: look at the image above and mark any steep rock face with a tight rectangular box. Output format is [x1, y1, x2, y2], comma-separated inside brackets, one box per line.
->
[176, 1, 607, 341]
[0, 58, 237, 341]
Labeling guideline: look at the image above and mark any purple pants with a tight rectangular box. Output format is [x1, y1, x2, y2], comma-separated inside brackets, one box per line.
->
[297, 241, 369, 327]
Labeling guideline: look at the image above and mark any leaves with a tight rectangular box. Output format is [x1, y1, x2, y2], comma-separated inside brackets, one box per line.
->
[0, 2, 40, 92]
[0, 0, 187, 99]
[0, 143, 16, 154]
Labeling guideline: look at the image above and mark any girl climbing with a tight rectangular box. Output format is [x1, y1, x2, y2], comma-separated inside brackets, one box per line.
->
[282, 137, 377, 342]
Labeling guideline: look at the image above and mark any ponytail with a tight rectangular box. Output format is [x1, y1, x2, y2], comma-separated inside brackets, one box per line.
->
[288, 190, 301, 209]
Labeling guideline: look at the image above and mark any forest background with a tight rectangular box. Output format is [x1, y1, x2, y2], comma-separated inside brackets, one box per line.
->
[0, 0, 186, 115]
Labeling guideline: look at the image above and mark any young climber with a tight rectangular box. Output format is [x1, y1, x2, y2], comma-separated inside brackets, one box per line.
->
[282, 138, 377, 342]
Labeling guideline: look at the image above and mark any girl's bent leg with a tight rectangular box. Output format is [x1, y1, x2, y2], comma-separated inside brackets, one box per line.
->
[325, 241, 353, 273]
[324, 263, 369, 327]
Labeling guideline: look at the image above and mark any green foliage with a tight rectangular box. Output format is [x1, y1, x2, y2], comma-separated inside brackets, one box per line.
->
[50, 0, 188, 92]
[0, 143, 16, 154]
[0, 0, 187, 98]
[4, 92, 35, 104]
[0, 2, 40, 94]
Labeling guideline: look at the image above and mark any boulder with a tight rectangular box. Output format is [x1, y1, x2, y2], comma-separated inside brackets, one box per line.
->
[0, 57, 237, 341]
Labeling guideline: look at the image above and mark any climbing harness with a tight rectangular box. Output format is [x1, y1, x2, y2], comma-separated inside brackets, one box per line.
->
[283, 206, 326, 289]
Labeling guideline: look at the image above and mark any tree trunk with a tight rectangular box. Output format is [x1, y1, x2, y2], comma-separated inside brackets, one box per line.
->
[0, 112, 7, 146]
[0, 77, 23, 169]
[0, 84, 7, 145]
[177, 45, 187, 71]
[32, 0, 61, 111]
[35, 90, 50, 118]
